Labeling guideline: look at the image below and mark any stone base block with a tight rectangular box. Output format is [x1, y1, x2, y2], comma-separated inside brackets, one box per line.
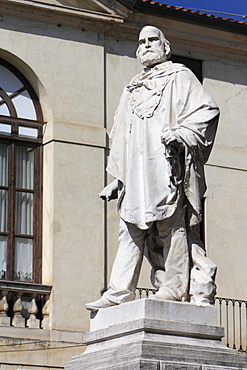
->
[65, 299, 247, 370]
[41, 316, 50, 329]
[12, 314, 25, 328]
[0, 314, 10, 326]
[27, 317, 40, 329]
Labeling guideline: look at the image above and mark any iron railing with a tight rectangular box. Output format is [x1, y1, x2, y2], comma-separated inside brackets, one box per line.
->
[136, 287, 247, 353]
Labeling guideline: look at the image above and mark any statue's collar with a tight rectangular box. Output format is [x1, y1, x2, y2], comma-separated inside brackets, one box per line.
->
[142, 60, 173, 74]
[127, 61, 187, 93]
[140, 61, 186, 81]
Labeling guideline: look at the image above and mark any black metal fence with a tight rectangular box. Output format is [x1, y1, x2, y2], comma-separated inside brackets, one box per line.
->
[136, 287, 247, 353]
[216, 297, 247, 352]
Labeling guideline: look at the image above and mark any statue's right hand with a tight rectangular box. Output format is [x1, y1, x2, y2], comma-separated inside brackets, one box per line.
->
[98, 179, 118, 201]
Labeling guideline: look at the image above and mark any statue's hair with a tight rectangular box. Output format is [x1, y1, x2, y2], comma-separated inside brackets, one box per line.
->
[139, 26, 172, 59]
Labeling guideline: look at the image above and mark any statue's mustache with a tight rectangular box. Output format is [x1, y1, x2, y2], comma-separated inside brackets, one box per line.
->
[140, 48, 164, 56]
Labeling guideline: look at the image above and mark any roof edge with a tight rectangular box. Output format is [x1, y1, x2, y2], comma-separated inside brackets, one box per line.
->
[119, 0, 247, 35]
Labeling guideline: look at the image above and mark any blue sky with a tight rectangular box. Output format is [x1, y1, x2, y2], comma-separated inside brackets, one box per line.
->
[157, 0, 247, 22]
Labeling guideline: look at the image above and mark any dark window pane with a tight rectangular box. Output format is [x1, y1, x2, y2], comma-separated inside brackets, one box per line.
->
[0, 143, 8, 186]
[0, 123, 11, 134]
[0, 189, 7, 232]
[15, 192, 33, 235]
[16, 146, 34, 190]
[0, 235, 6, 279]
[18, 126, 38, 139]
[171, 55, 202, 83]
[14, 237, 33, 281]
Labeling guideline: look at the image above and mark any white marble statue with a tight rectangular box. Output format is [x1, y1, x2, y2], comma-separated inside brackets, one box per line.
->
[86, 26, 219, 311]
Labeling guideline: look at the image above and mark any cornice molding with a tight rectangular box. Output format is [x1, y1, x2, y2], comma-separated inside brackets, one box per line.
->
[91, 0, 133, 17]
[0, 0, 125, 25]
[0, 0, 246, 63]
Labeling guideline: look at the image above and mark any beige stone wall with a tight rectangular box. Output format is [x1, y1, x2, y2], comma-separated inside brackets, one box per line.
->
[0, 14, 107, 335]
[0, 13, 104, 368]
[0, 329, 85, 369]
[203, 58, 247, 300]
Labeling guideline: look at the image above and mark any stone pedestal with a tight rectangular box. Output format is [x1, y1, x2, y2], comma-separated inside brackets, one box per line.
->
[65, 299, 247, 369]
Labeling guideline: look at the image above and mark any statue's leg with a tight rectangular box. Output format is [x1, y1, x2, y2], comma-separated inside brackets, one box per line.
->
[145, 226, 166, 290]
[153, 206, 190, 301]
[104, 218, 146, 303]
[188, 229, 217, 305]
[86, 219, 146, 311]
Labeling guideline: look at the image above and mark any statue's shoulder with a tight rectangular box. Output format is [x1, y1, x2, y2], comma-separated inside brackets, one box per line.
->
[164, 62, 200, 86]
[162, 62, 191, 75]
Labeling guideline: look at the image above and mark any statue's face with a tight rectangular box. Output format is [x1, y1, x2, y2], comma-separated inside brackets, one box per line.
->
[136, 26, 167, 67]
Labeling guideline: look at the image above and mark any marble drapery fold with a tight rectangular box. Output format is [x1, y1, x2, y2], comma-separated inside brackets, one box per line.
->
[107, 61, 219, 230]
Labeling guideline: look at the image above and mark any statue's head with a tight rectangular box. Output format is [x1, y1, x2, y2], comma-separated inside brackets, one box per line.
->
[136, 26, 171, 67]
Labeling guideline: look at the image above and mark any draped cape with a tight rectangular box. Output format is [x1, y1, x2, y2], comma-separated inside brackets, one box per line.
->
[107, 61, 219, 230]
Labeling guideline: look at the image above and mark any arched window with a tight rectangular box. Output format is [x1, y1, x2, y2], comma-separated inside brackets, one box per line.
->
[0, 58, 43, 283]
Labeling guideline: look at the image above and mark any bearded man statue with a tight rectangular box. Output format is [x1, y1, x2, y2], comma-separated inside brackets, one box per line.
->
[86, 26, 219, 311]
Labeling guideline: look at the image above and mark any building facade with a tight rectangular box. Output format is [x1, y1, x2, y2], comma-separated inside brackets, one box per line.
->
[0, 0, 247, 368]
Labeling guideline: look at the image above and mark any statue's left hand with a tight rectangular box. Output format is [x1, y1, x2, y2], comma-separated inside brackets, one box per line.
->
[161, 130, 182, 146]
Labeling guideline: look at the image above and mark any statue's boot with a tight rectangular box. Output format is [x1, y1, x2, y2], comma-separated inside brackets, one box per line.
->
[188, 230, 217, 305]
[85, 297, 117, 311]
[153, 286, 181, 301]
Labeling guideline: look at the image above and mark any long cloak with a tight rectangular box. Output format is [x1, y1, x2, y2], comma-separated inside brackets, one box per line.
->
[107, 61, 219, 230]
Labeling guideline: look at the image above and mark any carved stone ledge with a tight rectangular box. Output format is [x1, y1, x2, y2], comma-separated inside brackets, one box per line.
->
[27, 295, 40, 329]
[0, 290, 10, 326]
[0, 281, 52, 328]
[0, 280, 52, 295]
[12, 294, 25, 328]
[41, 299, 50, 330]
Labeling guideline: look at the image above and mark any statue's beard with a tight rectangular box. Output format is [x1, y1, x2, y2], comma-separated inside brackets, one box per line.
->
[137, 47, 167, 67]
